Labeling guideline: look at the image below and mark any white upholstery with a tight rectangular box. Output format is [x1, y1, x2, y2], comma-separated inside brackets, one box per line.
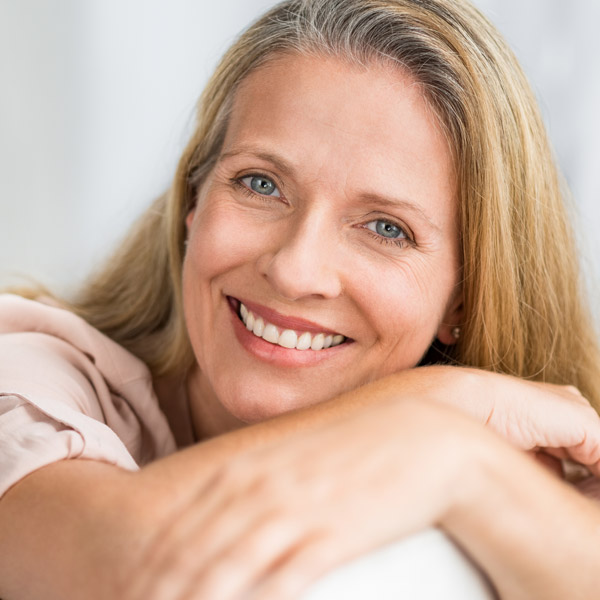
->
[303, 528, 494, 600]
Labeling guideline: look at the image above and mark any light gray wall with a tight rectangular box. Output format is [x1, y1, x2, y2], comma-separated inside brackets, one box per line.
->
[472, 0, 600, 297]
[2, 0, 599, 301]
[0, 0, 275, 293]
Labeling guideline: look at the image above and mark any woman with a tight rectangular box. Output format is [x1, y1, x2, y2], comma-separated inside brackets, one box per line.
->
[1, 0, 600, 598]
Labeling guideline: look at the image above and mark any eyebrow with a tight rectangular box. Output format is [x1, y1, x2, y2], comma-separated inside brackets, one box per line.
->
[219, 145, 442, 232]
[358, 194, 442, 232]
[219, 146, 296, 179]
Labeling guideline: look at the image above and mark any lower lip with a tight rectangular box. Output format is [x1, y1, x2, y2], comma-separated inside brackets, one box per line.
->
[228, 300, 351, 368]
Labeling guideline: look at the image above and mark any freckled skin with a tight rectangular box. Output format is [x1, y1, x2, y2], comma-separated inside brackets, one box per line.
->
[182, 54, 462, 436]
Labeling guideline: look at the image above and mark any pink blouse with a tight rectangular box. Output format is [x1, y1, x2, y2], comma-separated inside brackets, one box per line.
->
[0, 294, 178, 498]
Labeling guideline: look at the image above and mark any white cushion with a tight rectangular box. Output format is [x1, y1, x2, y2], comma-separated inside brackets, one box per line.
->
[303, 528, 494, 599]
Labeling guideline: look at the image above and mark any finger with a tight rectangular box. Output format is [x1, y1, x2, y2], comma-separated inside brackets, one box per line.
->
[180, 517, 312, 600]
[131, 462, 305, 600]
[543, 436, 600, 476]
[523, 401, 600, 459]
[127, 467, 254, 600]
[248, 535, 345, 600]
[566, 433, 600, 477]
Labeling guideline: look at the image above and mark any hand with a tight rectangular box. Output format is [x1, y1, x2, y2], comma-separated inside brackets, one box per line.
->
[122, 367, 600, 599]
[124, 399, 489, 600]
[416, 366, 600, 476]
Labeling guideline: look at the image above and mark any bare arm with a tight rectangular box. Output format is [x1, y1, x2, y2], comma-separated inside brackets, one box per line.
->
[445, 436, 600, 600]
[1, 367, 599, 600]
[127, 393, 600, 600]
[0, 373, 410, 600]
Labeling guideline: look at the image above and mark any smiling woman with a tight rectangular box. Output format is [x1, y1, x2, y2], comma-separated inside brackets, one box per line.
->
[1, 1, 600, 599]
[182, 54, 461, 427]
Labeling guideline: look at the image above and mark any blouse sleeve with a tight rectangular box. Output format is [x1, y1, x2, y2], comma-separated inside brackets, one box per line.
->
[0, 322, 175, 498]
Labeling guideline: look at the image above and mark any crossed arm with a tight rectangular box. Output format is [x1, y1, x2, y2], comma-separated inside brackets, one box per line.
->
[1, 366, 599, 600]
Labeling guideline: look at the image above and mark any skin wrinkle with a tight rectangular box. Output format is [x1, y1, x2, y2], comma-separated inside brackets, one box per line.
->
[183, 53, 462, 429]
[374, 264, 446, 371]
[7, 6, 600, 598]
[220, 147, 443, 234]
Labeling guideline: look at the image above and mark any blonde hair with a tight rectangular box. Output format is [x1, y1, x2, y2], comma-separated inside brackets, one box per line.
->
[51, 0, 600, 408]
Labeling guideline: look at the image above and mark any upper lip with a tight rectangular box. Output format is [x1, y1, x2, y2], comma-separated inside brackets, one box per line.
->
[233, 297, 346, 337]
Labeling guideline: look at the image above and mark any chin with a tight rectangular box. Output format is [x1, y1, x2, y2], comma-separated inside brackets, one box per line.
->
[218, 383, 323, 424]
[221, 396, 299, 424]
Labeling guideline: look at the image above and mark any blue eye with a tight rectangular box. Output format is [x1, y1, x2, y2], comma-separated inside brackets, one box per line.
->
[241, 175, 281, 197]
[365, 219, 407, 240]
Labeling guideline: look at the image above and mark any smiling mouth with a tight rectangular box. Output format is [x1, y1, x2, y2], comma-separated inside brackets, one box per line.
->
[232, 299, 348, 351]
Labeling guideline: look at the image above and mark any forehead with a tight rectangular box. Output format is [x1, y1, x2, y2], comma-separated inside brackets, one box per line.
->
[221, 53, 456, 225]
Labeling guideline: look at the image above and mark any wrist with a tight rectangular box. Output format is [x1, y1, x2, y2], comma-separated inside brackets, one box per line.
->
[440, 426, 600, 600]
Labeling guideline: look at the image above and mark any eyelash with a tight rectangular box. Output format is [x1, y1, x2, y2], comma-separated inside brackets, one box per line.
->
[363, 223, 414, 249]
[231, 174, 414, 249]
[230, 174, 283, 202]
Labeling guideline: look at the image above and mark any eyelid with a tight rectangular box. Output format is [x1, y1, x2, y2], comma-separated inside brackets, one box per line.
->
[362, 225, 414, 250]
[365, 219, 407, 238]
[363, 214, 414, 241]
[238, 173, 282, 198]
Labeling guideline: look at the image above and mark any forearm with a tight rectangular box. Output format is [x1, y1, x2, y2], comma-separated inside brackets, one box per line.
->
[134, 390, 600, 600]
[134, 368, 440, 512]
[444, 432, 600, 600]
[0, 460, 141, 600]
[0, 372, 417, 599]
[2, 366, 598, 599]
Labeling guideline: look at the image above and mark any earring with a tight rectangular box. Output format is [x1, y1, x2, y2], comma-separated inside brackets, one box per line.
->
[451, 326, 461, 340]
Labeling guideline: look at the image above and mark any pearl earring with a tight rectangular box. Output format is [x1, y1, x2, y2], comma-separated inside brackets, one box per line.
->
[451, 327, 461, 340]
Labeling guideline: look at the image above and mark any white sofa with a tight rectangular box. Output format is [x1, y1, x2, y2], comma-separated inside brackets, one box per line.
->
[303, 528, 495, 599]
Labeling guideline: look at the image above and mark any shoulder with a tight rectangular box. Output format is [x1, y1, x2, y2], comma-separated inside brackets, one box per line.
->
[0, 293, 150, 385]
[0, 294, 157, 414]
[0, 294, 177, 497]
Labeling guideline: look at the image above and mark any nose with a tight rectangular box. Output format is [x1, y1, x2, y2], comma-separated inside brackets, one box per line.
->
[257, 211, 343, 301]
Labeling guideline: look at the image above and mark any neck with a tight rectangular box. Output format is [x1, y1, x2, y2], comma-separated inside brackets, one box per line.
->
[185, 365, 246, 441]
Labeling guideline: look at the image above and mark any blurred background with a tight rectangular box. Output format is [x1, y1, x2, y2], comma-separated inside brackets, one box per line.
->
[1, 0, 599, 305]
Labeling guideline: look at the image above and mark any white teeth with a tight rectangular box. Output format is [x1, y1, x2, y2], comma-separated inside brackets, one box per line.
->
[278, 329, 298, 349]
[252, 317, 265, 337]
[311, 333, 325, 351]
[238, 303, 346, 351]
[332, 334, 345, 347]
[296, 332, 312, 350]
[262, 323, 279, 344]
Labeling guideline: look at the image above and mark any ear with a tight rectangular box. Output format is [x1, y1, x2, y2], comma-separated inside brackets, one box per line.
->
[436, 288, 463, 346]
[185, 205, 196, 233]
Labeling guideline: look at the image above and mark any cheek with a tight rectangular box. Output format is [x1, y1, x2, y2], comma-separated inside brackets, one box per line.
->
[186, 200, 268, 279]
[360, 257, 449, 323]
[349, 255, 457, 358]
[182, 201, 269, 375]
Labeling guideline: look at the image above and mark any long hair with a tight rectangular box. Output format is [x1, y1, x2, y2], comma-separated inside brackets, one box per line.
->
[48, 0, 600, 408]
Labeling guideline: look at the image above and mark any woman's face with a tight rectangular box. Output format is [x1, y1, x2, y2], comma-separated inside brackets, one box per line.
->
[183, 54, 462, 428]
